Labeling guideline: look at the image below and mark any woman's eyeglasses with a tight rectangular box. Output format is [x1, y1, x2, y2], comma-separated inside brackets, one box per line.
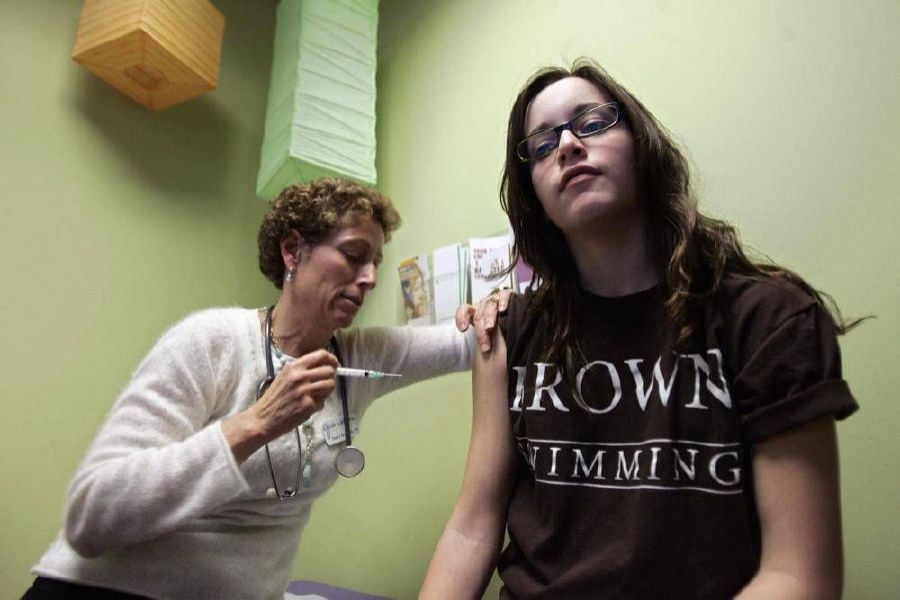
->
[516, 102, 620, 162]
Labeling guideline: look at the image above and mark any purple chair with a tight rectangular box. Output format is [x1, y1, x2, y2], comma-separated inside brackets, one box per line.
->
[285, 580, 392, 600]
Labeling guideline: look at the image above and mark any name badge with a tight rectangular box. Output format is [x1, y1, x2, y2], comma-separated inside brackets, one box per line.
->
[322, 415, 360, 446]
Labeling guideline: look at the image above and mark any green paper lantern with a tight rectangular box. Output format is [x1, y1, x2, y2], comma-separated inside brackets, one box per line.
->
[257, 0, 378, 199]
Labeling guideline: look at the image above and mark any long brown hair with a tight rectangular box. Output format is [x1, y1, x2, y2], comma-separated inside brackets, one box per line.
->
[501, 58, 860, 378]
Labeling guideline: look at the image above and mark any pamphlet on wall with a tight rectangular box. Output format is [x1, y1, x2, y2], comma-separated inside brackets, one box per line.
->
[468, 235, 514, 302]
[432, 243, 465, 325]
[398, 255, 434, 325]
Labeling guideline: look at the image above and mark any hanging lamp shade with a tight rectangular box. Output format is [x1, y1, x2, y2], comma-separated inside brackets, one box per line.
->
[257, 0, 378, 199]
[72, 0, 225, 111]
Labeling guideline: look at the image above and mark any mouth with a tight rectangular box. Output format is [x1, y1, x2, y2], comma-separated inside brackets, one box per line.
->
[339, 293, 363, 309]
[559, 165, 603, 192]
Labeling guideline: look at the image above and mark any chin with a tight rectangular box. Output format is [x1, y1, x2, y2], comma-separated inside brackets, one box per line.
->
[574, 191, 633, 218]
[333, 312, 357, 329]
[554, 201, 614, 228]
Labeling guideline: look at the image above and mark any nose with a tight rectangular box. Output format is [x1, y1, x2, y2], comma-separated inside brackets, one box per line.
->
[556, 129, 585, 164]
[357, 262, 378, 291]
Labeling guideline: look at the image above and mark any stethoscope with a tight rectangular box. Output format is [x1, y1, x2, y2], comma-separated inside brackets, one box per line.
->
[257, 306, 365, 500]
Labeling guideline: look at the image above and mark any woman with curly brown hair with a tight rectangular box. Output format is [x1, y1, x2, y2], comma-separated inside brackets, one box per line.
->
[424, 60, 859, 599]
[25, 178, 473, 599]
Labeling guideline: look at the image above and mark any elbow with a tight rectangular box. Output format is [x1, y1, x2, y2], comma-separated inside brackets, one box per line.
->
[64, 485, 111, 558]
[448, 499, 507, 550]
[744, 566, 843, 600]
[65, 521, 106, 559]
[799, 578, 843, 600]
[803, 550, 845, 600]
[814, 570, 844, 600]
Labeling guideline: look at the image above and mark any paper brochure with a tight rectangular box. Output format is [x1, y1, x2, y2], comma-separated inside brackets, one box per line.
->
[468, 236, 514, 302]
[398, 255, 433, 325]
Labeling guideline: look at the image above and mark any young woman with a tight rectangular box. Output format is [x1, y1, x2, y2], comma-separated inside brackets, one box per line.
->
[424, 60, 859, 599]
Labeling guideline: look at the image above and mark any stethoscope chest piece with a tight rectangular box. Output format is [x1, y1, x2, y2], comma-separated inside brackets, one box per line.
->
[335, 445, 365, 478]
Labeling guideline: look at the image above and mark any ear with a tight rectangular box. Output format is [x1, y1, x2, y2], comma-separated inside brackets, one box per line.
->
[280, 230, 305, 270]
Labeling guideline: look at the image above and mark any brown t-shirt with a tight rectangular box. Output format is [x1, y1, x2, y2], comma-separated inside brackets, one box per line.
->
[497, 275, 857, 599]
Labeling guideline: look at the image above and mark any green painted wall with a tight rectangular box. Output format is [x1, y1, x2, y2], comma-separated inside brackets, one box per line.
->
[0, 0, 278, 594]
[295, 0, 900, 598]
[2, 1, 898, 598]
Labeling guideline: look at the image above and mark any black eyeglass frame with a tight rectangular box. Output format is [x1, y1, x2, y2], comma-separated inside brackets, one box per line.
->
[516, 102, 621, 162]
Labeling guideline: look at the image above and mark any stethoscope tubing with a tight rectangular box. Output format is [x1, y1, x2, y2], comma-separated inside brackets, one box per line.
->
[258, 306, 363, 500]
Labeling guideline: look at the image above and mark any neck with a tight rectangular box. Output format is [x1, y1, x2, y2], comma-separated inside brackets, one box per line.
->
[564, 213, 658, 297]
[270, 296, 331, 357]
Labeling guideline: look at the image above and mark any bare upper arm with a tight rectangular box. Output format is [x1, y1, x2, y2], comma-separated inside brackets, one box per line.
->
[454, 327, 517, 530]
[746, 416, 844, 598]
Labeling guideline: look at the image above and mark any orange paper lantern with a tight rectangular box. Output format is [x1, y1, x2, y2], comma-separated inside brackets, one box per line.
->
[72, 0, 225, 111]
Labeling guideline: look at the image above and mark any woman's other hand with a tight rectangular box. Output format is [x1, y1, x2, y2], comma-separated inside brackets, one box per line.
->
[455, 289, 513, 352]
[223, 349, 338, 463]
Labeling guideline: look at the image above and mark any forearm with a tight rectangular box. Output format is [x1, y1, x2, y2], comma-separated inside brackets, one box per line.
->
[421, 512, 504, 598]
[65, 423, 248, 557]
[221, 409, 269, 464]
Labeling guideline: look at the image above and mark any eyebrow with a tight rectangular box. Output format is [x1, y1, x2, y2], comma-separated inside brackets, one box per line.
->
[526, 102, 600, 137]
[340, 239, 383, 262]
[340, 239, 369, 251]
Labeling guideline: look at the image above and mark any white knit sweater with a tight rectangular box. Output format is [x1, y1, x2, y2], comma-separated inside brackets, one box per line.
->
[33, 308, 473, 599]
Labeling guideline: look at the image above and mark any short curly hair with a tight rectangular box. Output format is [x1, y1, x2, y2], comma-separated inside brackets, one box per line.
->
[258, 178, 402, 289]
